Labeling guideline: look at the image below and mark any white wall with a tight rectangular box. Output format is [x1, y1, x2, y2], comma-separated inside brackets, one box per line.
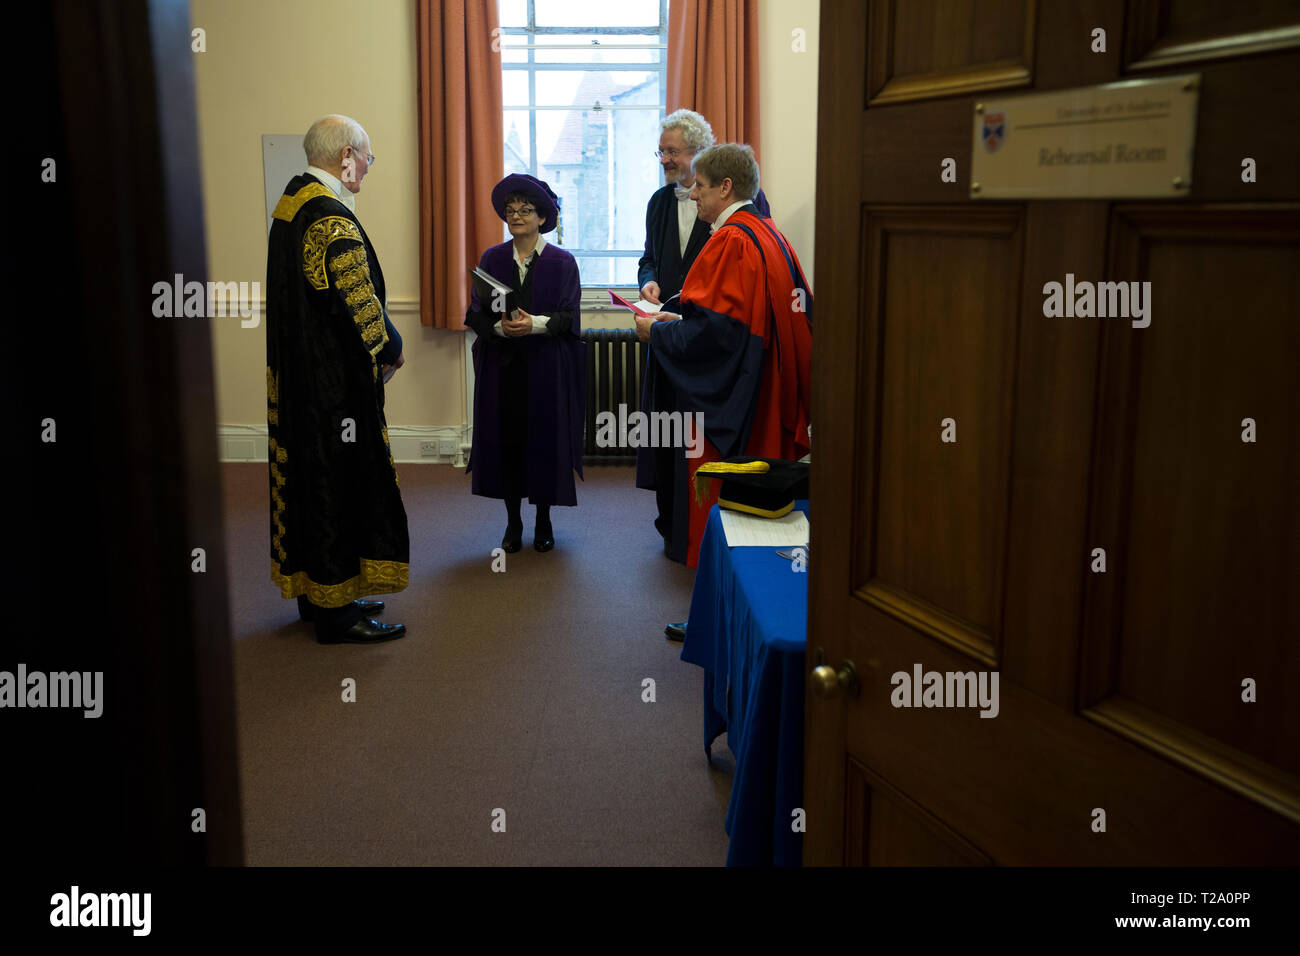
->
[758, 0, 820, 283]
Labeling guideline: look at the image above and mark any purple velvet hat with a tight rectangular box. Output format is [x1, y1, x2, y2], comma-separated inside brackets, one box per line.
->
[491, 173, 561, 234]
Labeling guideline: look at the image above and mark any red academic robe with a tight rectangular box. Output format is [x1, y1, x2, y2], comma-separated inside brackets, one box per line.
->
[648, 206, 813, 567]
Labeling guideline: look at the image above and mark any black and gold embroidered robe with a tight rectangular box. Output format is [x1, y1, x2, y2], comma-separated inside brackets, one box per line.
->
[265, 174, 408, 606]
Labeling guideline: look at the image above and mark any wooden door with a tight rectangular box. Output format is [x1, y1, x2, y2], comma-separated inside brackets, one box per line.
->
[806, 0, 1300, 865]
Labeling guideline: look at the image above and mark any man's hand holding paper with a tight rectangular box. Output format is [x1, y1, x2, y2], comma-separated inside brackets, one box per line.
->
[634, 310, 681, 343]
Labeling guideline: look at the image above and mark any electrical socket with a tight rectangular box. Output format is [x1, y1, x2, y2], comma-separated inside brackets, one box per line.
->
[438, 439, 456, 456]
[419, 441, 438, 457]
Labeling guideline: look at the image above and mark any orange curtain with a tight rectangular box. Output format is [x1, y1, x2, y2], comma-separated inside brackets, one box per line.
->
[416, 0, 504, 329]
[666, 0, 762, 162]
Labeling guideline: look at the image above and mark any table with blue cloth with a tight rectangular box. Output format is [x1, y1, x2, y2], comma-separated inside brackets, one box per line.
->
[681, 500, 809, 867]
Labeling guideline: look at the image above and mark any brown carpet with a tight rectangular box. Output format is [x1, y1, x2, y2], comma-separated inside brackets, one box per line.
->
[222, 461, 735, 865]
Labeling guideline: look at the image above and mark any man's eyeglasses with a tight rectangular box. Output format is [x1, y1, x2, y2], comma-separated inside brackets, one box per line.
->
[348, 145, 375, 167]
[654, 147, 692, 159]
[504, 206, 536, 219]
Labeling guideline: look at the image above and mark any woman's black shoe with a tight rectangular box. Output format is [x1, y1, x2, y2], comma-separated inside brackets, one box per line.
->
[502, 522, 523, 553]
[534, 521, 554, 552]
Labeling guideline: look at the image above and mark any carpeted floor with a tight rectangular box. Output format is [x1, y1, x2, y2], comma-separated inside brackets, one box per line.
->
[222, 461, 735, 865]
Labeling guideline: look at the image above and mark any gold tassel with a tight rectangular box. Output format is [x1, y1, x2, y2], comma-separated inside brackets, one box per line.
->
[693, 468, 709, 506]
[693, 459, 770, 505]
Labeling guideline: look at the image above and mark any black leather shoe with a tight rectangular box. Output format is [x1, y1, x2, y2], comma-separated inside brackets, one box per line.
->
[317, 618, 407, 645]
[299, 599, 385, 622]
[665, 621, 686, 642]
[534, 521, 554, 552]
[502, 522, 523, 553]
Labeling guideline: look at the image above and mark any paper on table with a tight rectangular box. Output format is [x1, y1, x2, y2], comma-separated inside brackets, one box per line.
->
[720, 509, 810, 548]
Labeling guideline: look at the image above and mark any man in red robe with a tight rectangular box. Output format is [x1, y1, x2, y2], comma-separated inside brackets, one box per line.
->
[635, 143, 813, 634]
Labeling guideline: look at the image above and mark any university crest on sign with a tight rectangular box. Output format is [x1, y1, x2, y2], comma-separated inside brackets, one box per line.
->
[982, 112, 1006, 153]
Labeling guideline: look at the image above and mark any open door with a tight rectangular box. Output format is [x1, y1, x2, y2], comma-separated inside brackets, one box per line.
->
[806, 0, 1300, 865]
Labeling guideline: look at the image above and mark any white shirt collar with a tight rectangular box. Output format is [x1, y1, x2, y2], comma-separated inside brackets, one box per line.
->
[711, 200, 750, 232]
[513, 233, 546, 266]
[305, 165, 356, 212]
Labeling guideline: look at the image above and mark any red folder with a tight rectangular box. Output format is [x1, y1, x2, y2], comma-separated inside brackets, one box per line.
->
[607, 290, 650, 317]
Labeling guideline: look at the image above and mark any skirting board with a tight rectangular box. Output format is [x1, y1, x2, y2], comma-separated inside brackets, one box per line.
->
[219, 424, 472, 466]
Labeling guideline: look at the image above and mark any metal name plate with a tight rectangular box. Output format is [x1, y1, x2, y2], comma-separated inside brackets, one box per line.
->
[970, 74, 1199, 199]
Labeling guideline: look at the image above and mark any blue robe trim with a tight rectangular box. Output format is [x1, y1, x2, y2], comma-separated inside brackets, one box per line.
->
[649, 303, 766, 460]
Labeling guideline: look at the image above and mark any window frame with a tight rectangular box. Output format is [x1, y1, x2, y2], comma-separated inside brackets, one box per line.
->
[499, 0, 669, 300]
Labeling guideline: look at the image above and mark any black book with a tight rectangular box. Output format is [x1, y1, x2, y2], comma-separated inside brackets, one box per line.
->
[470, 266, 517, 319]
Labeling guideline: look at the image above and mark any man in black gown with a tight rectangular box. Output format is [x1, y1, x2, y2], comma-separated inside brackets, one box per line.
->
[265, 114, 409, 644]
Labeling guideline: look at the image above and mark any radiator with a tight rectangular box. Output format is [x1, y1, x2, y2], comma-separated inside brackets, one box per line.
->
[582, 328, 645, 464]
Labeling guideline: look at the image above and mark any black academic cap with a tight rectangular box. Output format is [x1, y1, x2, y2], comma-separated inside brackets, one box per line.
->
[693, 458, 810, 518]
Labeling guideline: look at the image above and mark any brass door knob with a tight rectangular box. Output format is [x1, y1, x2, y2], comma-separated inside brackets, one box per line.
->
[811, 660, 860, 700]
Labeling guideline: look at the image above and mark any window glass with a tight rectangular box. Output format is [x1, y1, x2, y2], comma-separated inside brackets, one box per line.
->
[500, 0, 667, 287]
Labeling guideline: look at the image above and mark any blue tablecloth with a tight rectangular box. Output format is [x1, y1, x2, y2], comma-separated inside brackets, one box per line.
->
[681, 501, 809, 867]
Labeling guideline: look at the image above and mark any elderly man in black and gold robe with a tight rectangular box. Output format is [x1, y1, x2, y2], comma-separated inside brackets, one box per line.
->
[265, 114, 409, 644]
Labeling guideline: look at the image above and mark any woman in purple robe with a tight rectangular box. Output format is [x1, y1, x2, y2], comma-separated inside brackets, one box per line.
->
[465, 174, 586, 553]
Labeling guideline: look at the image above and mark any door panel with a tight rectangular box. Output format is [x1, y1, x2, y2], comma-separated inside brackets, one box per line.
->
[855, 207, 1026, 664]
[1125, 0, 1300, 70]
[847, 762, 994, 866]
[868, 0, 1037, 104]
[1081, 205, 1300, 817]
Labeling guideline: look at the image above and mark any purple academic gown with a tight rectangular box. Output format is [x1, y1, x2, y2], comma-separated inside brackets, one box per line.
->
[465, 240, 586, 506]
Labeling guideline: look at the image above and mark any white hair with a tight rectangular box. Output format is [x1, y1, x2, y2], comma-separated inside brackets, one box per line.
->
[303, 114, 367, 166]
[660, 109, 715, 152]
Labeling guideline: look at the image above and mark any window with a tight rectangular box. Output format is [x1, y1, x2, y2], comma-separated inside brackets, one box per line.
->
[499, 0, 668, 288]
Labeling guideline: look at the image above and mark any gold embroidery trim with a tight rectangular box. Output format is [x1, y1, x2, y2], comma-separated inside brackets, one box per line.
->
[361, 315, 385, 345]
[271, 559, 410, 607]
[359, 307, 387, 355]
[329, 246, 367, 273]
[326, 250, 387, 355]
[344, 283, 372, 309]
[270, 439, 289, 561]
[267, 367, 281, 427]
[302, 216, 362, 290]
[331, 263, 371, 292]
[381, 426, 398, 487]
[355, 298, 380, 320]
[272, 182, 336, 223]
